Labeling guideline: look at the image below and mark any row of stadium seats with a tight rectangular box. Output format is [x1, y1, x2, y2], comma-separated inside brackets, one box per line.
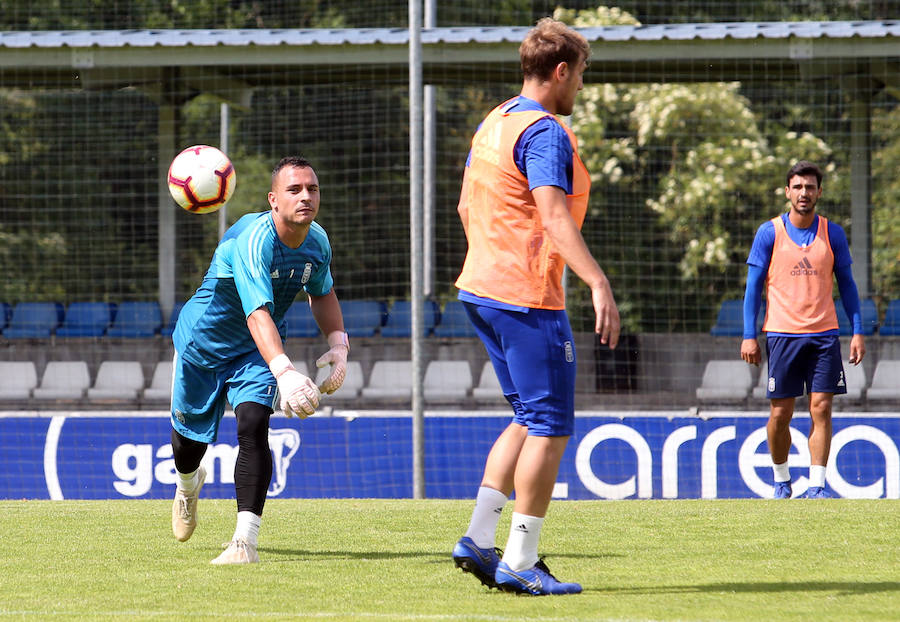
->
[0, 302, 167, 339]
[695, 358, 900, 406]
[7, 298, 900, 340]
[282, 299, 477, 339]
[0, 359, 507, 407]
[0, 300, 479, 340]
[709, 298, 899, 336]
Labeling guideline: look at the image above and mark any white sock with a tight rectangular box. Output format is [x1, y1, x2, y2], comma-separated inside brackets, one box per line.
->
[772, 462, 790, 483]
[176, 468, 199, 492]
[464, 487, 508, 549]
[809, 465, 826, 488]
[233, 511, 261, 547]
[501, 512, 543, 572]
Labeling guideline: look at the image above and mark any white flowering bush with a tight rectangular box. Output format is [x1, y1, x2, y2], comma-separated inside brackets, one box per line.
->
[556, 5, 837, 291]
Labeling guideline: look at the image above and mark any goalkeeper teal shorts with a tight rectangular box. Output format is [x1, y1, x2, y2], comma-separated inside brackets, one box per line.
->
[170, 349, 278, 443]
[462, 301, 576, 437]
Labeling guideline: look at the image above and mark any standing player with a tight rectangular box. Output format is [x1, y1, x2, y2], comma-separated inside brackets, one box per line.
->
[451, 18, 620, 595]
[741, 160, 865, 499]
[169, 156, 350, 564]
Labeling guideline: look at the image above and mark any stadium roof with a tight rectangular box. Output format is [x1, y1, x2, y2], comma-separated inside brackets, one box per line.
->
[2, 20, 900, 48]
[1, 20, 899, 90]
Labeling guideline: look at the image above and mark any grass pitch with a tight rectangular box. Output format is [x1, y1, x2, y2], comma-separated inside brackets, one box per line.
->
[1, 498, 898, 621]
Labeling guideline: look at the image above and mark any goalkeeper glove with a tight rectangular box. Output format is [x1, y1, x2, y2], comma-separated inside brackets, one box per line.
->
[269, 353, 320, 418]
[316, 331, 350, 395]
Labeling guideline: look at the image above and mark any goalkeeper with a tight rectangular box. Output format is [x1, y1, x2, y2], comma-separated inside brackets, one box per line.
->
[168, 156, 349, 564]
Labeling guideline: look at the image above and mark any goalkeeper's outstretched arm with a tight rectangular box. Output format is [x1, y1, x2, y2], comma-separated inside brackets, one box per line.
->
[247, 306, 320, 417]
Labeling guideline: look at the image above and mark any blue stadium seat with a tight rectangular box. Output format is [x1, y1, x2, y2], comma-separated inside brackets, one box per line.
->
[381, 300, 440, 337]
[835, 298, 878, 335]
[862, 298, 879, 334]
[0, 303, 11, 332]
[341, 300, 387, 338]
[710, 299, 764, 336]
[710, 299, 743, 336]
[283, 301, 320, 338]
[56, 302, 116, 337]
[2, 302, 64, 338]
[160, 302, 184, 338]
[880, 299, 900, 336]
[433, 300, 477, 338]
[105, 302, 162, 338]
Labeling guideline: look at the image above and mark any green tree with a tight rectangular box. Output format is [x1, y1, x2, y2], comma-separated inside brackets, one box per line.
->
[871, 105, 900, 301]
[558, 5, 840, 332]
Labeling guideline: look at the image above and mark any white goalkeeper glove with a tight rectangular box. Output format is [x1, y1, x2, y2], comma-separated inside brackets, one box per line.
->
[316, 331, 350, 395]
[269, 353, 320, 418]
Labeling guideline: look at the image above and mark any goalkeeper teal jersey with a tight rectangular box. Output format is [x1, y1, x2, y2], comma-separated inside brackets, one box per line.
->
[174, 211, 333, 369]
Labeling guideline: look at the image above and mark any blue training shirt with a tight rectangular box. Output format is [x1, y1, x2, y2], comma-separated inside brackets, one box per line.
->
[175, 211, 333, 368]
[743, 213, 861, 338]
[464, 95, 573, 192]
[460, 95, 575, 312]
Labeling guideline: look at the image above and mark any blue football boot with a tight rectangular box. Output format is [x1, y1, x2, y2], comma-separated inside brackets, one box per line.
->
[495, 559, 582, 596]
[800, 486, 831, 499]
[452, 537, 501, 589]
[773, 481, 792, 499]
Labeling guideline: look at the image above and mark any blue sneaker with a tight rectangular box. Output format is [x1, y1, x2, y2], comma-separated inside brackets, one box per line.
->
[453, 537, 501, 588]
[773, 481, 792, 499]
[800, 486, 831, 499]
[495, 559, 582, 596]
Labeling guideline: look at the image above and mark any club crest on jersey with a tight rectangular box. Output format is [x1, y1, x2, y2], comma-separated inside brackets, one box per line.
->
[270, 269, 280, 279]
[301, 263, 313, 284]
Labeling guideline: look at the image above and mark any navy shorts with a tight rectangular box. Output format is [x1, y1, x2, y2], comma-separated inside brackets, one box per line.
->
[463, 302, 576, 436]
[765, 335, 847, 398]
[171, 348, 278, 443]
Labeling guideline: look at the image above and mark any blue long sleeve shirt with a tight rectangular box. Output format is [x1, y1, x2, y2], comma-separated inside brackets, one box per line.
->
[743, 213, 861, 339]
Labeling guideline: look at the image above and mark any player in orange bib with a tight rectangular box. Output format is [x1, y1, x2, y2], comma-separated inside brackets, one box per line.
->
[451, 18, 620, 596]
[741, 161, 866, 499]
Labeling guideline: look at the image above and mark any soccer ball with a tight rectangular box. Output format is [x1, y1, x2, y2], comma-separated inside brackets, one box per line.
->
[167, 145, 236, 214]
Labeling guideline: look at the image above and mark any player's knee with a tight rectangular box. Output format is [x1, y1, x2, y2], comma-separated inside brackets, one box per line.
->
[171, 428, 207, 472]
[808, 395, 833, 419]
[235, 402, 273, 446]
[768, 407, 793, 427]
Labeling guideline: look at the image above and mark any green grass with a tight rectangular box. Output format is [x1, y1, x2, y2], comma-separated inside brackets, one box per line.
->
[1, 498, 898, 621]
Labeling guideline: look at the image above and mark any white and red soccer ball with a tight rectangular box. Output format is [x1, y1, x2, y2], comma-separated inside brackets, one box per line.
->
[167, 145, 236, 214]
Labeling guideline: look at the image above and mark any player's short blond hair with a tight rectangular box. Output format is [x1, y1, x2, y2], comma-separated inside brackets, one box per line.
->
[519, 17, 590, 81]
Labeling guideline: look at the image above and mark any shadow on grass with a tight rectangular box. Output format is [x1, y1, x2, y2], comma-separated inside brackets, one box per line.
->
[258, 547, 445, 561]
[593, 581, 900, 597]
[258, 548, 623, 564]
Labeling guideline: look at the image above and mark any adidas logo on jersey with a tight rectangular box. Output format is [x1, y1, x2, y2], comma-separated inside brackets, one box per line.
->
[790, 257, 818, 276]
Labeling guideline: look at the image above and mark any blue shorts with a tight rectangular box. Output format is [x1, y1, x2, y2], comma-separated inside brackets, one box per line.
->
[765, 335, 847, 398]
[171, 349, 277, 443]
[463, 302, 576, 436]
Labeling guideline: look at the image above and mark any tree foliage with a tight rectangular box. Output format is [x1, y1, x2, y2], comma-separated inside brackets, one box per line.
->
[871, 105, 900, 302]
[555, 5, 858, 332]
[0, 1, 896, 325]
